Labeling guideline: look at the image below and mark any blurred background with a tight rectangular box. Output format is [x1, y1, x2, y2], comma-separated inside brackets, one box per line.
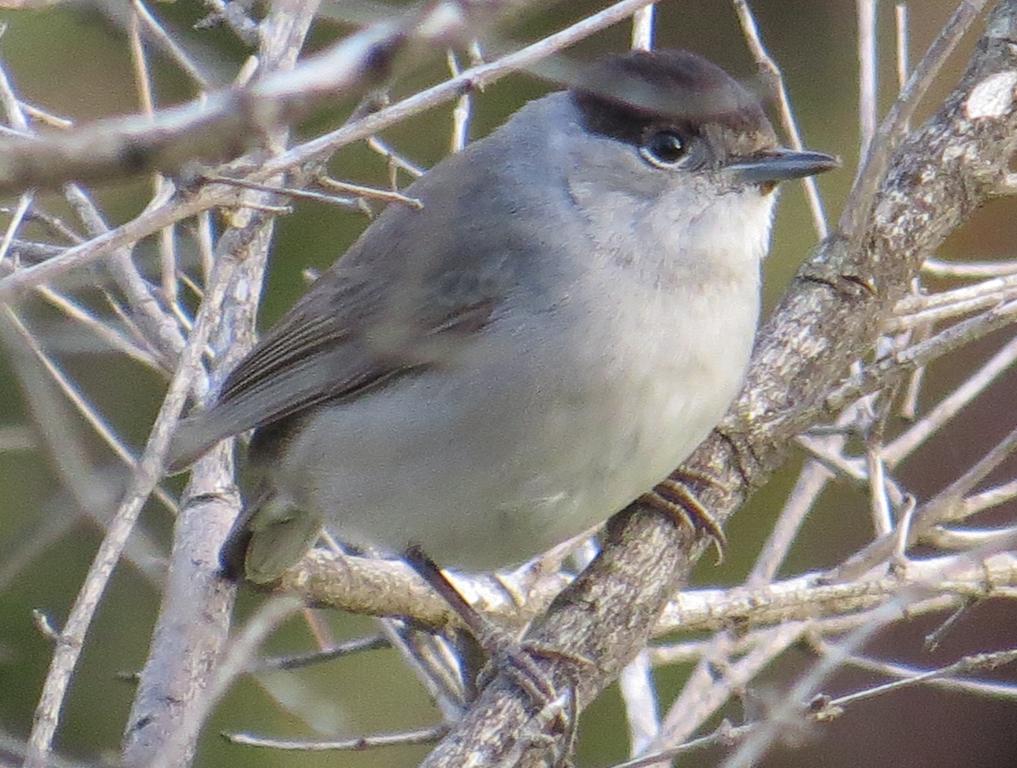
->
[1, 1, 1016, 766]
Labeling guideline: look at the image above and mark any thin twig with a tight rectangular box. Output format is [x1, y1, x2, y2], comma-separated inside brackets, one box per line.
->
[883, 331, 1017, 464]
[833, 425, 1017, 580]
[896, 3, 912, 131]
[0, 52, 35, 270]
[962, 478, 1017, 515]
[610, 721, 753, 768]
[130, 0, 212, 89]
[316, 175, 424, 208]
[256, 635, 390, 671]
[826, 298, 1017, 413]
[732, 0, 830, 237]
[19, 99, 73, 129]
[23, 222, 243, 767]
[0, 193, 32, 267]
[822, 647, 1017, 709]
[839, 0, 987, 240]
[891, 269, 1017, 317]
[129, 10, 181, 311]
[833, 645, 1017, 700]
[2, 307, 178, 514]
[200, 173, 364, 210]
[223, 725, 448, 751]
[857, 0, 879, 159]
[923, 257, 1017, 278]
[64, 183, 186, 361]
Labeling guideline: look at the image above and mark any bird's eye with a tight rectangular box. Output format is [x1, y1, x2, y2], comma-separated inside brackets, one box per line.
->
[640, 129, 687, 168]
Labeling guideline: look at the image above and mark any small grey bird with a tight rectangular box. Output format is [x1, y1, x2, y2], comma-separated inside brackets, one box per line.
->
[169, 49, 836, 583]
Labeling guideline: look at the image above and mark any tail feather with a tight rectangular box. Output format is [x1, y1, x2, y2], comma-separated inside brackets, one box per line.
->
[166, 417, 218, 471]
[219, 509, 255, 581]
[166, 413, 232, 474]
[219, 486, 322, 584]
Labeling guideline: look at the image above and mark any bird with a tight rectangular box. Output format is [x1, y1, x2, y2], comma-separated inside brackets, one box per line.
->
[167, 48, 837, 584]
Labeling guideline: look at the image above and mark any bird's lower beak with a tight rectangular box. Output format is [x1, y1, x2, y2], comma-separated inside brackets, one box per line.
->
[727, 148, 839, 184]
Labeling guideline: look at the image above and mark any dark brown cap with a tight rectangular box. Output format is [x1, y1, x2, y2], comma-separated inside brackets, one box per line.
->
[571, 49, 776, 159]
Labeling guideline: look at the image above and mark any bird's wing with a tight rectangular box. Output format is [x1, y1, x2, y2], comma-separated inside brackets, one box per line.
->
[165, 131, 535, 473]
[166, 240, 502, 474]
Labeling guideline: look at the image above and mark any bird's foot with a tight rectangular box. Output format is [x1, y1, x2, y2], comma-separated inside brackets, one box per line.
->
[643, 470, 728, 563]
[403, 545, 584, 762]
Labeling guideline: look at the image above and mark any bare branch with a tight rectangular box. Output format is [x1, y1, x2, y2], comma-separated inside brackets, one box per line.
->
[0, 0, 666, 304]
[222, 725, 447, 752]
[7, 2, 1017, 766]
[857, 0, 879, 158]
[732, 0, 830, 237]
[121, 5, 323, 764]
[841, 0, 988, 240]
[23, 215, 248, 768]
[130, 0, 212, 90]
[0, 0, 580, 196]
[816, 642, 1017, 703]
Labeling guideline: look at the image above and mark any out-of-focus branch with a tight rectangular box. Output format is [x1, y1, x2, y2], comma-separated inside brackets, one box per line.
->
[120, 5, 320, 767]
[0, 0, 662, 304]
[0, 0, 547, 196]
[732, 0, 830, 237]
[22, 199, 247, 768]
[9, 2, 1015, 765]
[418, 2, 1017, 765]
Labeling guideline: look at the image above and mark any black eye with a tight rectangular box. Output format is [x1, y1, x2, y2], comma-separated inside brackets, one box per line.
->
[640, 129, 687, 167]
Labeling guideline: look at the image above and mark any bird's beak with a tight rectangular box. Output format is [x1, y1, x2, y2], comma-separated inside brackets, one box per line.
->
[727, 148, 839, 184]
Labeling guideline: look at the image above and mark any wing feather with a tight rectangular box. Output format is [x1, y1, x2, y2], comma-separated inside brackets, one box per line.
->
[166, 276, 498, 473]
[167, 136, 516, 474]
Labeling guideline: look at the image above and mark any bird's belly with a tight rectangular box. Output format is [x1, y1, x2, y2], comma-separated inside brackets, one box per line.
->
[275, 301, 752, 571]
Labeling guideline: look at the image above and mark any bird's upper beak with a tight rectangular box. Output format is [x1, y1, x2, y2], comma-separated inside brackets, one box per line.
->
[726, 147, 839, 184]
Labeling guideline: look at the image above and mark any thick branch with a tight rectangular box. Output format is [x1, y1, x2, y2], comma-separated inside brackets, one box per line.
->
[420, 3, 1017, 765]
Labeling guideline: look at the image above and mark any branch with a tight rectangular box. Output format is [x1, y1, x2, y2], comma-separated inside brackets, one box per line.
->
[120, 6, 320, 767]
[0, 0, 663, 304]
[419, 1, 1017, 764]
[22, 201, 248, 768]
[0, 0, 542, 195]
[281, 546, 1017, 638]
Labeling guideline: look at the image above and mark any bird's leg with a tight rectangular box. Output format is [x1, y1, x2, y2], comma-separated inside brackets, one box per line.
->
[642, 469, 729, 562]
[405, 545, 556, 700]
[403, 544, 582, 759]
